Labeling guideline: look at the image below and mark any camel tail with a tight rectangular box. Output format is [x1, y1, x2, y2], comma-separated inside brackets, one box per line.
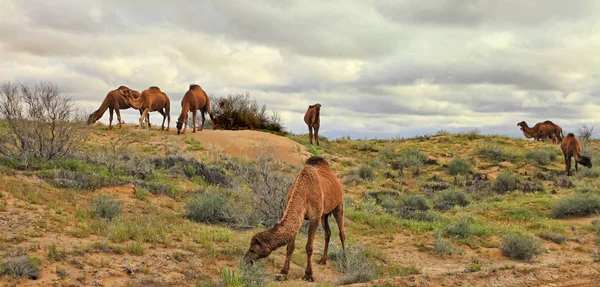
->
[306, 156, 327, 166]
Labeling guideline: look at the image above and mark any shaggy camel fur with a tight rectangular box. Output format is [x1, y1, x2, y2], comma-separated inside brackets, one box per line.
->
[176, 84, 215, 134]
[561, 133, 592, 176]
[122, 86, 171, 131]
[304, 103, 321, 145]
[517, 120, 563, 144]
[244, 156, 345, 282]
[87, 86, 144, 129]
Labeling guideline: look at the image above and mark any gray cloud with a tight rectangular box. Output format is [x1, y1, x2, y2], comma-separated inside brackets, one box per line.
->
[1, 0, 600, 139]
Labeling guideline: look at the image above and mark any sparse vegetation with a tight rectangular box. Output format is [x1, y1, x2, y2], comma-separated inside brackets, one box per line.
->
[525, 150, 558, 166]
[448, 157, 471, 175]
[477, 144, 517, 163]
[501, 233, 542, 261]
[331, 243, 377, 284]
[92, 194, 123, 220]
[393, 146, 429, 175]
[0, 255, 41, 279]
[493, 171, 520, 193]
[552, 193, 600, 218]
[434, 189, 469, 211]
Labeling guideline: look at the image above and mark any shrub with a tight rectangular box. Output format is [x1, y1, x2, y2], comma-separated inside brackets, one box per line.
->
[184, 191, 233, 224]
[525, 150, 557, 166]
[448, 157, 471, 175]
[378, 194, 437, 222]
[0, 82, 88, 163]
[465, 258, 483, 273]
[211, 92, 285, 133]
[501, 233, 541, 261]
[536, 230, 568, 244]
[477, 145, 516, 163]
[358, 164, 375, 180]
[0, 255, 41, 279]
[445, 217, 473, 239]
[237, 258, 271, 287]
[552, 193, 600, 218]
[492, 171, 520, 193]
[92, 194, 123, 220]
[393, 147, 429, 175]
[434, 189, 469, 211]
[49, 168, 118, 190]
[331, 243, 377, 284]
[433, 234, 463, 256]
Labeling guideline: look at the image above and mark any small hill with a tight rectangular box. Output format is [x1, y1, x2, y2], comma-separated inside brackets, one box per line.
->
[1, 126, 600, 286]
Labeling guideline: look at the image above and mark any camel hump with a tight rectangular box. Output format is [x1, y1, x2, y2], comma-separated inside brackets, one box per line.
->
[189, 84, 201, 90]
[306, 156, 327, 166]
[148, 86, 161, 91]
[117, 85, 129, 90]
[544, 120, 555, 124]
[566, 133, 575, 138]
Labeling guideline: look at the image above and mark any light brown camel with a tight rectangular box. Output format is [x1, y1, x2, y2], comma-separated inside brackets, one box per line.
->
[122, 86, 171, 131]
[561, 133, 592, 176]
[304, 103, 321, 145]
[517, 120, 563, 144]
[87, 86, 144, 129]
[176, 84, 215, 135]
[244, 156, 346, 282]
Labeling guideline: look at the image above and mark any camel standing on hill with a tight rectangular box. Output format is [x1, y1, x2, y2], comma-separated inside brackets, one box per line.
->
[176, 84, 215, 135]
[122, 86, 171, 131]
[244, 156, 346, 282]
[561, 133, 592, 176]
[87, 86, 144, 129]
[517, 120, 563, 144]
[304, 103, 321, 145]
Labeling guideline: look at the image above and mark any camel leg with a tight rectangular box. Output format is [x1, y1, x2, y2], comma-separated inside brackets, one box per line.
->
[146, 112, 151, 128]
[280, 238, 295, 276]
[314, 124, 320, 146]
[192, 110, 198, 133]
[332, 205, 346, 255]
[308, 126, 313, 145]
[158, 110, 166, 130]
[139, 109, 150, 129]
[575, 160, 579, 173]
[302, 218, 320, 282]
[200, 110, 206, 132]
[115, 108, 123, 129]
[107, 107, 114, 130]
[209, 112, 215, 130]
[565, 154, 571, 176]
[317, 213, 331, 265]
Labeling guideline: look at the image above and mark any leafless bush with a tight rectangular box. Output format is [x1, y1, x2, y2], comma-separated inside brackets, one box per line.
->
[0, 82, 88, 163]
[578, 123, 594, 156]
[212, 92, 285, 133]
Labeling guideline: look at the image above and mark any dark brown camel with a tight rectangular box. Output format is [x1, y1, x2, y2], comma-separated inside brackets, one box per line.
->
[244, 156, 346, 282]
[122, 86, 171, 131]
[517, 120, 563, 144]
[87, 86, 143, 129]
[304, 103, 321, 145]
[176, 84, 215, 135]
[561, 133, 592, 176]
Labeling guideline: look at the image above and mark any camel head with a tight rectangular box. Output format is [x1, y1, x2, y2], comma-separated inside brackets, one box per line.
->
[87, 112, 98, 125]
[176, 115, 185, 135]
[117, 86, 132, 98]
[244, 234, 272, 262]
[517, 121, 526, 130]
[580, 155, 593, 168]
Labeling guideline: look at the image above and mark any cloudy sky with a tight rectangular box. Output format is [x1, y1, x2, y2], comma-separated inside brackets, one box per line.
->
[1, 0, 600, 139]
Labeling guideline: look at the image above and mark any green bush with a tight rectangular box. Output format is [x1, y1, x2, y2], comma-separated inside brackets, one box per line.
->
[211, 92, 285, 133]
[492, 171, 520, 193]
[448, 157, 471, 175]
[433, 234, 464, 256]
[394, 147, 429, 175]
[552, 193, 600, 218]
[92, 194, 123, 221]
[501, 233, 541, 261]
[0, 255, 41, 279]
[184, 191, 233, 224]
[445, 217, 472, 239]
[525, 150, 557, 166]
[477, 145, 517, 163]
[434, 189, 469, 211]
[358, 164, 375, 181]
[331, 243, 377, 284]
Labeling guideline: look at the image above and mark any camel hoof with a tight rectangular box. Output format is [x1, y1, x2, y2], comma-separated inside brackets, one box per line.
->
[274, 274, 287, 281]
[302, 275, 314, 282]
[316, 259, 327, 265]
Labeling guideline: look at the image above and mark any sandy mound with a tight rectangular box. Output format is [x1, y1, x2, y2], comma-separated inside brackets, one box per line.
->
[185, 130, 311, 165]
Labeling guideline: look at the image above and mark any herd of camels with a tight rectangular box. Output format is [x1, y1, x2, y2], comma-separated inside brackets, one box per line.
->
[85, 85, 592, 281]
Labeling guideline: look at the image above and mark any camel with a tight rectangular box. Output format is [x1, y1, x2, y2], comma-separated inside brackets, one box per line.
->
[121, 86, 171, 131]
[87, 86, 144, 129]
[176, 84, 215, 135]
[244, 156, 346, 282]
[517, 120, 563, 144]
[304, 103, 321, 145]
[561, 133, 592, 176]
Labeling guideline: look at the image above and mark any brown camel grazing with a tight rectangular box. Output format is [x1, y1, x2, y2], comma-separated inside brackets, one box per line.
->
[561, 133, 592, 176]
[517, 120, 563, 144]
[244, 156, 346, 282]
[176, 84, 215, 135]
[304, 103, 321, 145]
[87, 86, 144, 129]
[122, 86, 171, 131]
